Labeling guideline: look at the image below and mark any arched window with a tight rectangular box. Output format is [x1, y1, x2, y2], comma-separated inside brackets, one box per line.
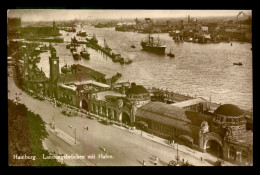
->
[229, 146, 236, 160]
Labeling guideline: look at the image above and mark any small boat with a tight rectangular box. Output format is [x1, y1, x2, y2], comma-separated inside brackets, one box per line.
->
[167, 49, 175, 57]
[233, 62, 242, 66]
[125, 58, 133, 64]
[131, 42, 135, 48]
[61, 64, 72, 74]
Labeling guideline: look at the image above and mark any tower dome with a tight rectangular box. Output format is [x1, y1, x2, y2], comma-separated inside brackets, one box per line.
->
[126, 83, 150, 108]
[214, 104, 243, 117]
[213, 104, 246, 137]
[126, 83, 149, 96]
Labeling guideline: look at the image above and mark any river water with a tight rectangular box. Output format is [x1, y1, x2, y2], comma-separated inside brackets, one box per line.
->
[37, 25, 252, 111]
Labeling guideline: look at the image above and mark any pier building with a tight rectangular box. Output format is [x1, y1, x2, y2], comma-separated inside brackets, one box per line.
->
[135, 102, 252, 165]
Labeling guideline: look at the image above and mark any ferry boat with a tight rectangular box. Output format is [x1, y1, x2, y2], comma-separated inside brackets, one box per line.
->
[140, 33, 166, 55]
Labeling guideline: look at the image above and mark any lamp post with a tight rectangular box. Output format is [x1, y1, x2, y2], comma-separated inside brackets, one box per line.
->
[175, 143, 179, 165]
[73, 128, 76, 144]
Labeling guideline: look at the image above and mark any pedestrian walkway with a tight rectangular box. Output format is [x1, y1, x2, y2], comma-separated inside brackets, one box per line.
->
[48, 126, 80, 146]
[112, 124, 236, 166]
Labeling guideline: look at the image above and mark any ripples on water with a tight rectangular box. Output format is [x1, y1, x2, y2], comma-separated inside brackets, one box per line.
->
[37, 26, 252, 111]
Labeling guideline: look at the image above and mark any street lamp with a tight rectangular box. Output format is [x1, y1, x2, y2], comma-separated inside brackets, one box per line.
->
[73, 128, 77, 144]
[175, 143, 180, 165]
[141, 126, 144, 136]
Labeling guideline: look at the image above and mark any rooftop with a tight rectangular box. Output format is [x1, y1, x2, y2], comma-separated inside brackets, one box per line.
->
[58, 73, 93, 85]
[95, 91, 126, 101]
[74, 80, 110, 88]
[170, 97, 208, 108]
[137, 102, 190, 123]
[72, 64, 106, 79]
[136, 102, 199, 133]
[60, 84, 77, 91]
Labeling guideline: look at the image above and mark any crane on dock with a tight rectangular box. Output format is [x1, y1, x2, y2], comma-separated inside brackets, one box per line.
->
[145, 18, 159, 33]
[135, 18, 145, 32]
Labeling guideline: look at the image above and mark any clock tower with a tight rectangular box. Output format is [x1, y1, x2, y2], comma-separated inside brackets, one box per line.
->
[49, 50, 60, 98]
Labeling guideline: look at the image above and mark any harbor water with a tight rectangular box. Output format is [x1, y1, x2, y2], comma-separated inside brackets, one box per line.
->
[37, 25, 252, 111]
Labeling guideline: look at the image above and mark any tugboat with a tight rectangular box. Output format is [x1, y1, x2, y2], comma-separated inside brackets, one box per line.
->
[61, 64, 72, 74]
[66, 41, 70, 49]
[80, 47, 90, 60]
[140, 33, 166, 55]
[104, 38, 112, 54]
[72, 49, 80, 60]
[174, 35, 184, 43]
[131, 42, 136, 48]
[90, 34, 98, 45]
[71, 36, 80, 47]
[233, 62, 242, 66]
[76, 28, 87, 37]
[167, 49, 175, 57]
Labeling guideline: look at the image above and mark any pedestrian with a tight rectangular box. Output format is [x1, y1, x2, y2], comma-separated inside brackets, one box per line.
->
[87, 127, 88, 130]
[143, 160, 146, 166]
[201, 157, 203, 161]
[182, 158, 185, 163]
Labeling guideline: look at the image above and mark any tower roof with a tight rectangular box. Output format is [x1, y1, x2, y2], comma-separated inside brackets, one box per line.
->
[126, 85, 149, 95]
[214, 104, 243, 116]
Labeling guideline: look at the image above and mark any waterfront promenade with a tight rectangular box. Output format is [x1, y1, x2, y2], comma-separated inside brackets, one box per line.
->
[8, 66, 236, 166]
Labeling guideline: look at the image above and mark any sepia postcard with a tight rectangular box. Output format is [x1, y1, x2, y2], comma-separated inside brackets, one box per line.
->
[7, 9, 253, 166]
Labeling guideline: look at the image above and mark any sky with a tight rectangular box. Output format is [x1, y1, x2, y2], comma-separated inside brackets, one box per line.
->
[7, 9, 252, 22]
